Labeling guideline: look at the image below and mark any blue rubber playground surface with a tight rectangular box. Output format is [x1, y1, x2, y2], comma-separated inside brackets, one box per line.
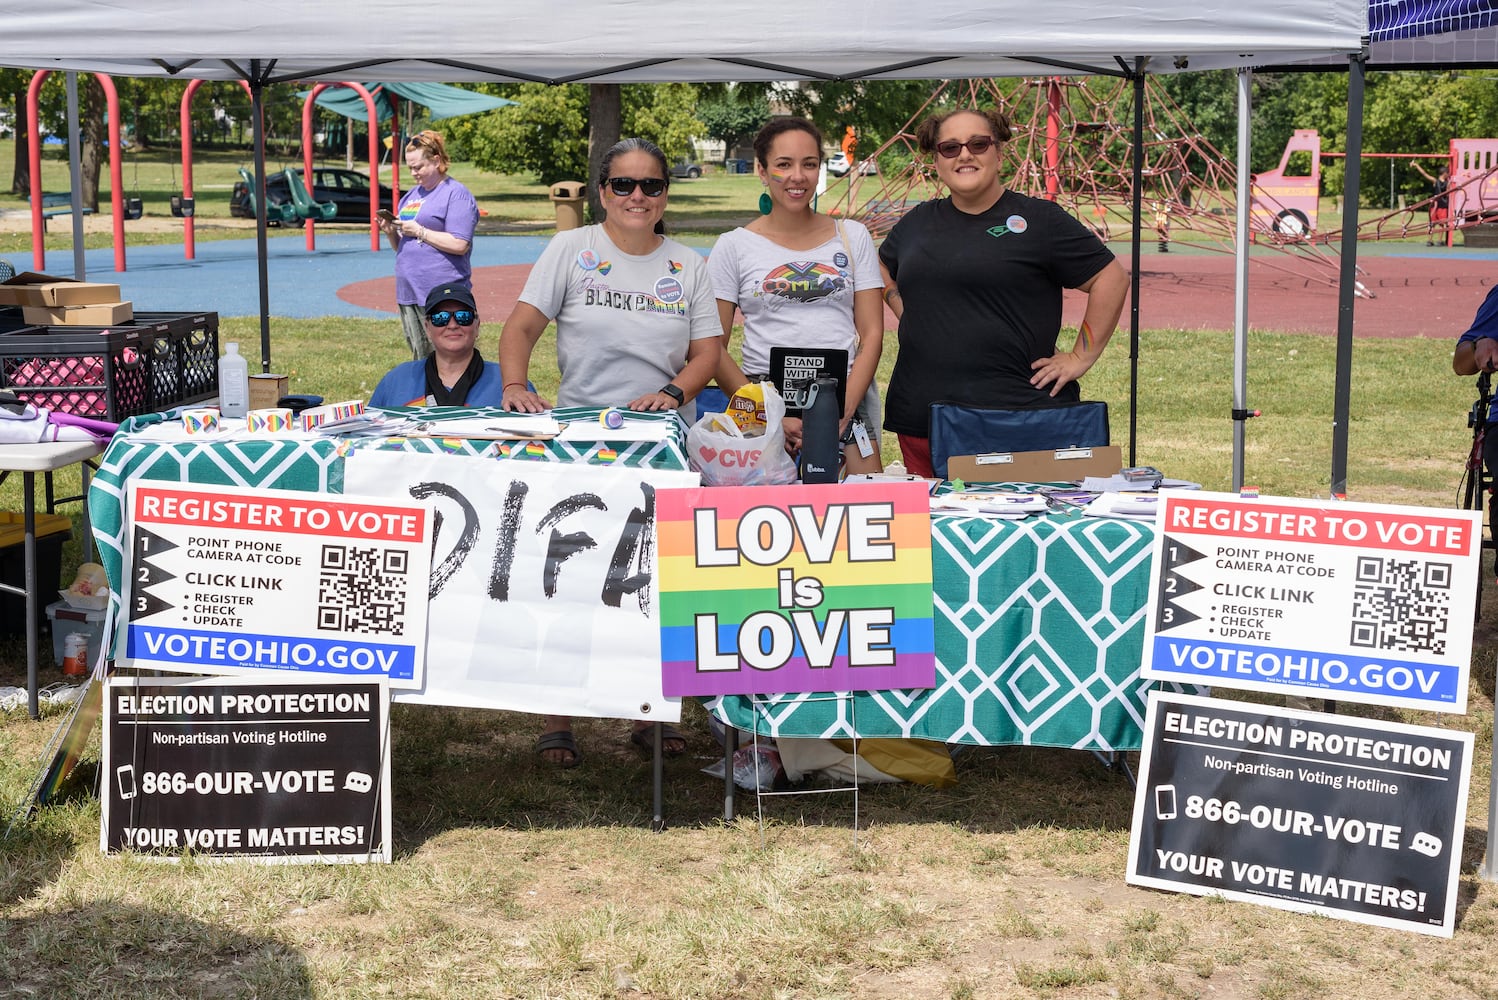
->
[2, 232, 557, 318]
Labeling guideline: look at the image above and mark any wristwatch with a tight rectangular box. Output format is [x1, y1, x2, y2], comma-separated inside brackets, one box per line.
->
[658, 383, 685, 407]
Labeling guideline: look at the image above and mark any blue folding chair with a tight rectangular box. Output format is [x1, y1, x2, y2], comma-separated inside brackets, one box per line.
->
[927, 400, 1110, 480]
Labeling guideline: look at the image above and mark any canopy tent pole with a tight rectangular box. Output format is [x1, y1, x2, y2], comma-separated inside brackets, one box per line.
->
[1330, 47, 1367, 498]
[251, 66, 273, 371]
[65, 73, 86, 281]
[1128, 58, 1145, 467]
[1232, 68, 1252, 491]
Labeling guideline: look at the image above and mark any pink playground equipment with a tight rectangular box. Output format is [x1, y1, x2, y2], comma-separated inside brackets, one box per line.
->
[180, 78, 252, 259]
[1448, 139, 1498, 225]
[1249, 128, 1322, 237]
[26, 70, 127, 273]
[300, 83, 384, 252]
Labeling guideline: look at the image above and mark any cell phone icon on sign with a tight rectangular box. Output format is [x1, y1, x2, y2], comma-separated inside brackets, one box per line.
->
[1155, 784, 1177, 820]
[116, 765, 137, 801]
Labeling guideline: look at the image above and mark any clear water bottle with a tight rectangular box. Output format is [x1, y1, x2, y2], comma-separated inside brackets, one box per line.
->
[218, 342, 249, 418]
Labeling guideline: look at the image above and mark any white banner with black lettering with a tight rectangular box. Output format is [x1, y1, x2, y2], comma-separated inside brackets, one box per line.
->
[345, 450, 698, 720]
[101, 675, 391, 864]
[1126, 692, 1472, 937]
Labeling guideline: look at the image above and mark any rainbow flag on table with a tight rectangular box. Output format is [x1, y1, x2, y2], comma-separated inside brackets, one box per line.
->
[655, 481, 935, 697]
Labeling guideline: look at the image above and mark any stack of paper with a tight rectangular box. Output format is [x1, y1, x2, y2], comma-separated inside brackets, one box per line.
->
[930, 492, 1049, 519]
[1082, 492, 1160, 520]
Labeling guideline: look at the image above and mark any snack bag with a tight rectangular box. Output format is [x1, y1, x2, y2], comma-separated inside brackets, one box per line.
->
[686, 381, 799, 486]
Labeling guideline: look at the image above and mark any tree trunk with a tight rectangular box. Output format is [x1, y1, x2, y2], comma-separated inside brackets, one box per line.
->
[80, 75, 104, 211]
[587, 84, 621, 224]
[9, 89, 27, 196]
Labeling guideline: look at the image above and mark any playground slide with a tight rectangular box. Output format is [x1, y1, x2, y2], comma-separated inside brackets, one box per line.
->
[281, 169, 338, 223]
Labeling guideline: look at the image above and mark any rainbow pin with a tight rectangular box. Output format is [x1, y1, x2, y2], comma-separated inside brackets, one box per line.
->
[595, 447, 619, 463]
[524, 441, 547, 458]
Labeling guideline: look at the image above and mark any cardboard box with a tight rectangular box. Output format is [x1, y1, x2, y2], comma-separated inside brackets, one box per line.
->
[249, 373, 289, 411]
[22, 301, 135, 326]
[947, 445, 1122, 484]
[0, 272, 123, 308]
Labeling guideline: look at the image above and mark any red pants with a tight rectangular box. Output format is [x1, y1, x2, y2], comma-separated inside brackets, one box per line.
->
[897, 434, 935, 478]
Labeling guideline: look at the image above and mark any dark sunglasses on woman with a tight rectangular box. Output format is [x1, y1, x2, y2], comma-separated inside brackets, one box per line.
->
[934, 137, 996, 159]
[607, 176, 667, 198]
[427, 309, 477, 327]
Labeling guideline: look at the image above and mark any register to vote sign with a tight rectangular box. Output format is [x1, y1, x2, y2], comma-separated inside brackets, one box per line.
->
[122, 482, 432, 688]
[655, 481, 934, 696]
[1142, 492, 1479, 712]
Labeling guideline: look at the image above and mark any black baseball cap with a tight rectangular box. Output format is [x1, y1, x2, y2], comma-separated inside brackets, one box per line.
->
[424, 283, 477, 314]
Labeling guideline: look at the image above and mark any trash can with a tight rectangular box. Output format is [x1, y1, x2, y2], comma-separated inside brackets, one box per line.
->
[727, 158, 750, 175]
[549, 181, 586, 231]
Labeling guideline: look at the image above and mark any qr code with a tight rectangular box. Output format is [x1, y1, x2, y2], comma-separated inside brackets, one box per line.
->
[316, 544, 409, 635]
[1349, 556, 1451, 655]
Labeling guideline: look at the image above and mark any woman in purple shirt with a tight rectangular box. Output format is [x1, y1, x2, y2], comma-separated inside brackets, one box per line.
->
[377, 130, 480, 360]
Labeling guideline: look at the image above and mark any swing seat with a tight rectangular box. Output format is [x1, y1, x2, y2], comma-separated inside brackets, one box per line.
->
[170, 195, 195, 218]
[124, 197, 143, 221]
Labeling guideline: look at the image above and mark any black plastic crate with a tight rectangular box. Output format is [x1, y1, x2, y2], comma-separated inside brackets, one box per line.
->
[133, 311, 219, 409]
[0, 324, 156, 420]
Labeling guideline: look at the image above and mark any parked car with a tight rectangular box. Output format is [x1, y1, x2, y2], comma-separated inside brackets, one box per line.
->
[827, 152, 878, 177]
[231, 167, 395, 223]
[669, 160, 703, 179]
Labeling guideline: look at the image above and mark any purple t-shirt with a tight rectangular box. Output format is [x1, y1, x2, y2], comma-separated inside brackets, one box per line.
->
[394, 175, 479, 306]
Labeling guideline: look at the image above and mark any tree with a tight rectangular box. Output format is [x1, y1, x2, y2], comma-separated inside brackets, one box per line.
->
[462, 82, 704, 221]
[777, 80, 938, 162]
[465, 82, 590, 185]
[0, 68, 30, 195]
[589, 84, 621, 224]
[696, 92, 771, 162]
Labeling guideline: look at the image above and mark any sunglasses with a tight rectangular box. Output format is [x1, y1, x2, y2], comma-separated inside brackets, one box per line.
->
[934, 136, 997, 159]
[607, 176, 667, 198]
[426, 309, 476, 327]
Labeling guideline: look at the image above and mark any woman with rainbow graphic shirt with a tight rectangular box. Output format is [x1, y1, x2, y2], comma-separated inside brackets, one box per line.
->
[708, 117, 885, 475]
[377, 130, 479, 361]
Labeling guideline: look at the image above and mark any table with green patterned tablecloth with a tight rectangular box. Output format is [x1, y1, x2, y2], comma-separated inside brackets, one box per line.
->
[707, 510, 1195, 751]
[86, 405, 688, 603]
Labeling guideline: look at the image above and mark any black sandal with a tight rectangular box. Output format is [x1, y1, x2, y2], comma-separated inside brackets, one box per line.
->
[536, 730, 580, 768]
[630, 723, 686, 757]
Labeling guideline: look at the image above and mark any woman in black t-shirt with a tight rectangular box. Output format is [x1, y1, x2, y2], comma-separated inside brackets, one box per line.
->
[877, 108, 1129, 478]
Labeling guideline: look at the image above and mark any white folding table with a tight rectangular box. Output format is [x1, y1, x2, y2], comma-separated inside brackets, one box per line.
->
[0, 440, 105, 718]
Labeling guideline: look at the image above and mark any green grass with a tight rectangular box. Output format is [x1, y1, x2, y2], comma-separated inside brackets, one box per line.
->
[0, 178, 1493, 997]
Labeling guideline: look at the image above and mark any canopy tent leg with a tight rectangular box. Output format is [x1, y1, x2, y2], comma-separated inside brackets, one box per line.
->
[1128, 59, 1145, 467]
[1331, 49, 1367, 498]
[251, 68, 273, 372]
[1232, 69, 1252, 492]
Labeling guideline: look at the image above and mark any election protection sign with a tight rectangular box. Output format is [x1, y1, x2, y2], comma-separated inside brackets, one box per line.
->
[344, 450, 698, 721]
[655, 481, 935, 697]
[1142, 492, 1479, 712]
[102, 675, 392, 863]
[122, 482, 433, 688]
[1127, 692, 1471, 937]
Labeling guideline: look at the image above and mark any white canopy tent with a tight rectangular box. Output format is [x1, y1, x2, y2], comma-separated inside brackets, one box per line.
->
[0, 0, 1365, 474]
[1, 2, 1363, 83]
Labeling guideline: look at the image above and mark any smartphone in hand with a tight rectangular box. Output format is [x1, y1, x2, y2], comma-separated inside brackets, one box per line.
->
[376, 209, 397, 224]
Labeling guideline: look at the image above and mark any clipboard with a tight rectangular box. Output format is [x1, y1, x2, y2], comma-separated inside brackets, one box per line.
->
[946, 445, 1122, 484]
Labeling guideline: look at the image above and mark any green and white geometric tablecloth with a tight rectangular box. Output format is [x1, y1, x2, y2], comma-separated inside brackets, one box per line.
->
[707, 511, 1196, 751]
[87, 405, 689, 601]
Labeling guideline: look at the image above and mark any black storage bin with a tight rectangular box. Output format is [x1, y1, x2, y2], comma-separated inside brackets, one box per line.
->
[132, 311, 219, 410]
[0, 324, 156, 420]
[0, 512, 72, 636]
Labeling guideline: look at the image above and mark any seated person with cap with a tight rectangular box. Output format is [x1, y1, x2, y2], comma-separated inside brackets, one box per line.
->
[370, 284, 509, 407]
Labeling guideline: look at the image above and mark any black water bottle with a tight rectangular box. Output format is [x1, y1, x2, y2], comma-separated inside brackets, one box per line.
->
[799, 376, 840, 483]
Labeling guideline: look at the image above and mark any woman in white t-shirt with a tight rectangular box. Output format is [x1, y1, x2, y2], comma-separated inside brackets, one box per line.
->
[708, 117, 885, 473]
